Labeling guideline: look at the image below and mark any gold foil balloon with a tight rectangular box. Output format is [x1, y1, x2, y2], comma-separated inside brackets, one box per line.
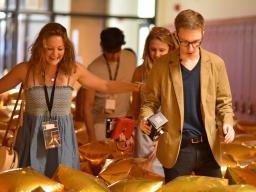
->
[208, 184, 256, 192]
[241, 140, 256, 149]
[227, 185, 256, 192]
[79, 140, 113, 175]
[221, 152, 239, 167]
[79, 140, 132, 175]
[235, 121, 256, 134]
[79, 141, 114, 165]
[225, 165, 256, 186]
[0, 106, 11, 123]
[221, 143, 256, 166]
[233, 134, 256, 145]
[75, 122, 89, 146]
[157, 175, 228, 192]
[52, 164, 110, 192]
[31, 186, 47, 192]
[109, 179, 163, 192]
[0, 167, 63, 192]
[99, 158, 164, 185]
[80, 160, 94, 175]
[220, 134, 256, 168]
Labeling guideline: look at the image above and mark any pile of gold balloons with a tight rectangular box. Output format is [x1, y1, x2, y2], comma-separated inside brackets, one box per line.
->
[99, 158, 164, 185]
[0, 168, 63, 192]
[109, 179, 163, 192]
[157, 175, 228, 192]
[225, 163, 256, 186]
[78, 140, 133, 175]
[52, 164, 110, 192]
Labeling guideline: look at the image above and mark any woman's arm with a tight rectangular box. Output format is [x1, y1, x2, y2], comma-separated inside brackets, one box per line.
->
[126, 68, 143, 120]
[84, 88, 97, 142]
[0, 62, 28, 94]
[77, 63, 141, 94]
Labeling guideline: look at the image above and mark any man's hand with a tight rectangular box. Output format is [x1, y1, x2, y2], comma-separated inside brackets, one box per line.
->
[223, 123, 235, 143]
[139, 117, 152, 135]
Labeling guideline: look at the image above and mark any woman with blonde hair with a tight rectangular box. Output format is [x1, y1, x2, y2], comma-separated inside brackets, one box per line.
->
[127, 26, 178, 176]
[0, 22, 141, 177]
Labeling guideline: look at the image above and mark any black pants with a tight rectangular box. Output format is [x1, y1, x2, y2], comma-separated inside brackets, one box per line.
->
[163, 138, 221, 183]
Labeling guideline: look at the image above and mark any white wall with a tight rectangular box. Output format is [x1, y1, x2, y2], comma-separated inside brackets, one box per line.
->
[156, 0, 256, 27]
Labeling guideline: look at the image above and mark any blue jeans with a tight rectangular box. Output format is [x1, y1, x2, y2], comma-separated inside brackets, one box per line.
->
[163, 137, 221, 183]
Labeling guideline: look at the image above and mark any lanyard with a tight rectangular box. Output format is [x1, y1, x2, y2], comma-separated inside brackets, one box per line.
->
[43, 68, 59, 118]
[104, 55, 120, 80]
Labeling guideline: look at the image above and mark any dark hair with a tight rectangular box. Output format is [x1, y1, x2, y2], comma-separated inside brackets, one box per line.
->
[100, 27, 126, 52]
[29, 22, 75, 76]
[175, 9, 205, 33]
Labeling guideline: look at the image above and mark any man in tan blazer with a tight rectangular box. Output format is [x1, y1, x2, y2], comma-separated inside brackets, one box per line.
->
[140, 9, 235, 183]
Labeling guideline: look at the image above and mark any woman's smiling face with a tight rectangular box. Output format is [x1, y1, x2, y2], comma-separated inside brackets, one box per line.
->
[43, 35, 65, 66]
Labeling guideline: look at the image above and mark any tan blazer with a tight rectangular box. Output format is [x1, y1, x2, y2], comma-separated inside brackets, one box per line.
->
[140, 48, 234, 168]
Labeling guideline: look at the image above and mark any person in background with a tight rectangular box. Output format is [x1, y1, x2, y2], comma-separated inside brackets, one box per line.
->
[124, 47, 137, 59]
[140, 9, 235, 183]
[0, 23, 141, 177]
[127, 27, 178, 176]
[84, 27, 136, 142]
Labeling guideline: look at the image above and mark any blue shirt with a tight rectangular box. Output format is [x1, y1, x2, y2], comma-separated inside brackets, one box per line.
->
[181, 59, 206, 138]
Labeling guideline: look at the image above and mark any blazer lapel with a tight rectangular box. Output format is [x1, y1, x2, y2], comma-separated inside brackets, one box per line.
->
[200, 48, 211, 118]
[169, 51, 184, 122]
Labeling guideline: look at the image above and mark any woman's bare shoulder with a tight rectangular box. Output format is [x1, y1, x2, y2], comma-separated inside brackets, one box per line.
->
[13, 61, 30, 72]
[75, 62, 86, 69]
[70, 62, 87, 81]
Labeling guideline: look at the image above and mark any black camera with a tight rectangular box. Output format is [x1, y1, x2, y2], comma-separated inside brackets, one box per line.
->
[147, 112, 168, 141]
[105, 117, 114, 138]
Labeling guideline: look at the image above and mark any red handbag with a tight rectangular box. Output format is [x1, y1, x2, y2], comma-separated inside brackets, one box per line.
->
[109, 117, 136, 155]
[111, 117, 136, 140]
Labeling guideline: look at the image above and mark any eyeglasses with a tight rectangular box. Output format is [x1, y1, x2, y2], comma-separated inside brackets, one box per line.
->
[177, 34, 202, 48]
[178, 39, 202, 48]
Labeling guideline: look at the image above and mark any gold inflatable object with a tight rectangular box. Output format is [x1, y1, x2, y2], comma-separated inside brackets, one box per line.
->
[236, 121, 256, 134]
[79, 141, 113, 165]
[99, 158, 164, 185]
[225, 164, 256, 186]
[79, 140, 133, 175]
[80, 160, 94, 175]
[0, 167, 63, 192]
[233, 134, 256, 145]
[52, 164, 110, 192]
[75, 123, 88, 146]
[79, 140, 114, 175]
[208, 184, 256, 192]
[109, 179, 163, 192]
[0, 107, 11, 123]
[221, 143, 256, 166]
[157, 175, 228, 192]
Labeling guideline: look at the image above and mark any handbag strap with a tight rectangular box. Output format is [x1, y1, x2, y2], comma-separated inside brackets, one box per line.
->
[2, 65, 31, 147]
[1, 84, 23, 147]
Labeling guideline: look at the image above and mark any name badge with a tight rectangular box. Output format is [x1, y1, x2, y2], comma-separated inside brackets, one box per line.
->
[105, 96, 116, 114]
[42, 120, 61, 149]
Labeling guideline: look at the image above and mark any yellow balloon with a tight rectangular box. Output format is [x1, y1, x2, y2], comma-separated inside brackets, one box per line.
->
[99, 158, 164, 185]
[0, 167, 63, 192]
[225, 164, 256, 186]
[221, 143, 256, 166]
[52, 164, 110, 192]
[109, 179, 163, 192]
[157, 175, 228, 192]
[208, 184, 256, 192]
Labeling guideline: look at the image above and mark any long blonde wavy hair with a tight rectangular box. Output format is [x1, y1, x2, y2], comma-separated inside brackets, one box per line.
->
[29, 22, 76, 76]
[142, 27, 179, 78]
